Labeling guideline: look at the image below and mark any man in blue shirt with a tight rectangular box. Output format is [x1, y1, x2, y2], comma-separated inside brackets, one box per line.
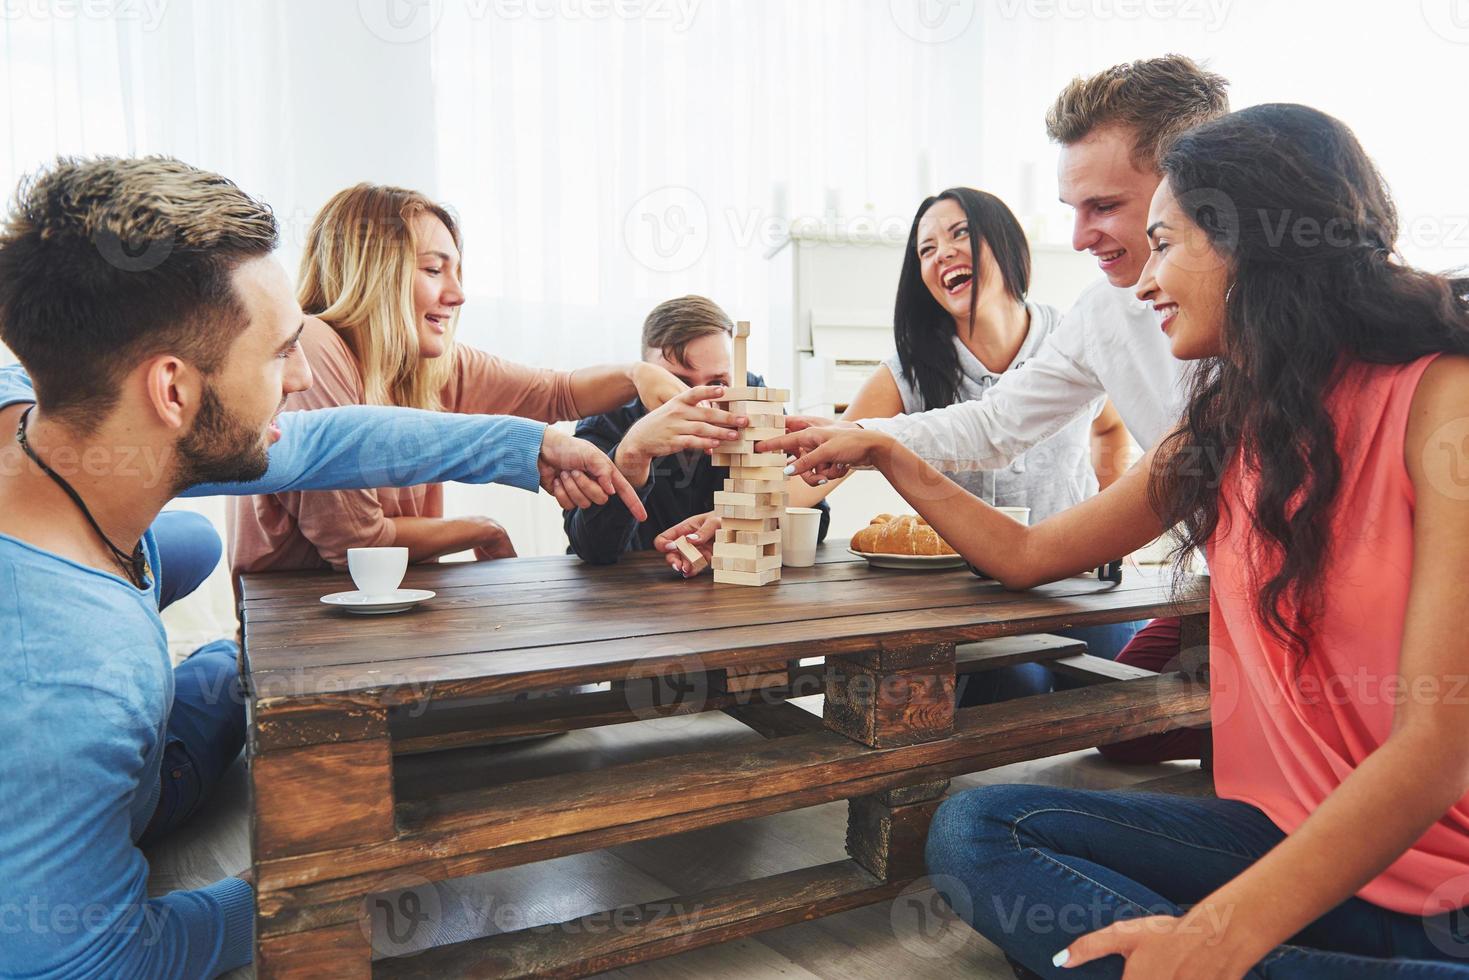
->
[565, 295, 829, 568]
[0, 156, 643, 978]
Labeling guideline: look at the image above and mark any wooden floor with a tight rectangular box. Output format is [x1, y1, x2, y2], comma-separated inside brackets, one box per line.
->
[145, 693, 1201, 979]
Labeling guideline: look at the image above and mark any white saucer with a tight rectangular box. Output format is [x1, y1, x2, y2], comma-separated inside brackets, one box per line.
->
[847, 548, 968, 571]
[320, 588, 436, 614]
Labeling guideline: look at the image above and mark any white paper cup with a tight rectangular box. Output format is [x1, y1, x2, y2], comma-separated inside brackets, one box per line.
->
[782, 507, 822, 567]
[347, 547, 409, 599]
[995, 506, 1031, 526]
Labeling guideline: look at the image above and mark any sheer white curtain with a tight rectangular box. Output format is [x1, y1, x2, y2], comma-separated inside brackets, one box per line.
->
[429, 0, 990, 374]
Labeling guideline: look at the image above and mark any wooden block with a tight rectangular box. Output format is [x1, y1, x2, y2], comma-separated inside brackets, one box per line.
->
[713, 554, 783, 573]
[673, 536, 708, 574]
[720, 504, 785, 520]
[731, 452, 788, 468]
[712, 541, 779, 561]
[733, 320, 749, 385]
[713, 529, 737, 544]
[715, 386, 789, 403]
[740, 426, 786, 442]
[823, 657, 955, 748]
[730, 465, 787, 481]
[713, 566, 782, 586]
[252, 738, 395, 860]
[256, 920, 373, 979]
[721, 517, 781, 532]
[846, 791, 947, 880]
[725, 479, 786, 494]
[714, 490, 785, 509]
[735, 529, 783, 546]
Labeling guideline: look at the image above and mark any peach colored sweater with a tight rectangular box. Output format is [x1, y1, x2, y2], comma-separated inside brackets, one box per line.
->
[1210, 354, 1468, 914]
[228, 317, 578, 574]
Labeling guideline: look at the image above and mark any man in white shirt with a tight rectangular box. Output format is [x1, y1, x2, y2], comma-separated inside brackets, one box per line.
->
[774, 55, 1230, 477]
[765, 56, 1230, 766]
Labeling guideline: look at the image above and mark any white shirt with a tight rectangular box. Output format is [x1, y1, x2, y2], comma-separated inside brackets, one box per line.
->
[861, 278, 1188, 468]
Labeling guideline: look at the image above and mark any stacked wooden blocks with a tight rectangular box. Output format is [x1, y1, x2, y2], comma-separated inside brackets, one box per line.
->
[711, 321, 790, 587]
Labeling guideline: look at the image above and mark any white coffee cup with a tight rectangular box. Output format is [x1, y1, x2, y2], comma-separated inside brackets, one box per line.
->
[782, 507, 822, 567]
[995, 506, 1031, 526]
[347, 547, 409, 599]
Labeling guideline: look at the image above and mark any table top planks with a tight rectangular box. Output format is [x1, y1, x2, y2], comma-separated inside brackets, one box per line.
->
[241, 543, 1207, 705]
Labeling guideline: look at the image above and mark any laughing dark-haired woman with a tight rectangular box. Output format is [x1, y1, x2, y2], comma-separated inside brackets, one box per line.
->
[770, 104, 1469, 976]
[820, 188, 1140, 700]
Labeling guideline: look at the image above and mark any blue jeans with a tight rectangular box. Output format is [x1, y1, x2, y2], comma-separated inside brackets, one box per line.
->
[925, 785, 1469, 978]
[139, 512, 245, 846]
[152, 510, 224, 611]
[958, 620, 1146, 706]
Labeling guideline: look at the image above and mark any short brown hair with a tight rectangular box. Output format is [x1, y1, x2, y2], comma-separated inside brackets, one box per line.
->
[1045, 55, 1230, 171]
[0, 156, 278, 429]
[641, 295, 733, 366]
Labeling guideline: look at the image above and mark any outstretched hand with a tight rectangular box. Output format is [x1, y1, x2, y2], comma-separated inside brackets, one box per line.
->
[653, 510, 721, 576]
[755, 425, 892, 485]
[538, 427, 648, 522]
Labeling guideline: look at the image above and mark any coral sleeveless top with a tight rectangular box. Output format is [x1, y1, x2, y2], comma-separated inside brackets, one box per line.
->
[1209, 354, 1469, 915]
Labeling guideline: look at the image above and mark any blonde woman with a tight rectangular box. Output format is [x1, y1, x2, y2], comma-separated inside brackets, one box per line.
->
[229, 184, 688, 574]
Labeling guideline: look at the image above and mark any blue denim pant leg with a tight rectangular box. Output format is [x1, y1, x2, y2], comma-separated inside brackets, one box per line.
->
[151, 510, 222, 612]
[138, 640, 245, 846]
[923, 785, 1469, 979]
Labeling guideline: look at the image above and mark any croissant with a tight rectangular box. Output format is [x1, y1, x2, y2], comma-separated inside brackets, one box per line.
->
[850, 514, 956, 556]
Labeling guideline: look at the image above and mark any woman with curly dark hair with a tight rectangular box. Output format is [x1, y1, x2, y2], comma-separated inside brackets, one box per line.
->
[768, 103, 1469, 976]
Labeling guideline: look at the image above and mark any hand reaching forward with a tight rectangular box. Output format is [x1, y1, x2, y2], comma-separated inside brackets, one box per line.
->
[538, 427, 649, 521]
[653, 510, 721, 577]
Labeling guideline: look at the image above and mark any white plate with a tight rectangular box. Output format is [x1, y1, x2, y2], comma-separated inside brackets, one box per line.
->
[320, 588, 436, 614]
[847, 548, 968, 571]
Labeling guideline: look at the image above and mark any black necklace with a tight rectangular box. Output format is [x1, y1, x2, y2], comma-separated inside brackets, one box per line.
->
[15, 406, 149, 589]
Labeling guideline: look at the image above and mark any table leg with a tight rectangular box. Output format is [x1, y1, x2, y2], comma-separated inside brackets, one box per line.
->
[250, 701, 398, 978]
[824, 642, 956, 881]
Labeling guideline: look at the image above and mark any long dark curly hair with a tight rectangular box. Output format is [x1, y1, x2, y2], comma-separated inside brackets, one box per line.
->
[1149, 103, 1469, 656]
[894, 188, 1030, 410]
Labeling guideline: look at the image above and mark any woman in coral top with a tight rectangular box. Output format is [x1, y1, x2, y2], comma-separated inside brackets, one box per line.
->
[229, 185, 696, 574]
[769, 104, 1469, 976]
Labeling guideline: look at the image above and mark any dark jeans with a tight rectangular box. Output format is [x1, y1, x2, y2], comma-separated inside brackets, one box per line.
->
[139, 512, 245, 846]
[958, 620, 1146, 707]
[925, 784, 1469, 978]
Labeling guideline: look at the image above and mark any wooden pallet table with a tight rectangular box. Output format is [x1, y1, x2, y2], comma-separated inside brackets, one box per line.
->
[240, 544, 1211, 977]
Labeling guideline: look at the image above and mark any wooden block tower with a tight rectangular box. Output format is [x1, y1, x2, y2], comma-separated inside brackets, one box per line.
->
[710, 321, 790, 586]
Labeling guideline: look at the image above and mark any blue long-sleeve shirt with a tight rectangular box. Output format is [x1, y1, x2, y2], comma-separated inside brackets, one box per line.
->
[564, 372, 829, 563]
[0, 365, 545, 979]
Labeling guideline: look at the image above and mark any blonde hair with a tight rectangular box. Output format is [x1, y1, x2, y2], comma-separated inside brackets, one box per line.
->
[298, 184, 462, 411]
